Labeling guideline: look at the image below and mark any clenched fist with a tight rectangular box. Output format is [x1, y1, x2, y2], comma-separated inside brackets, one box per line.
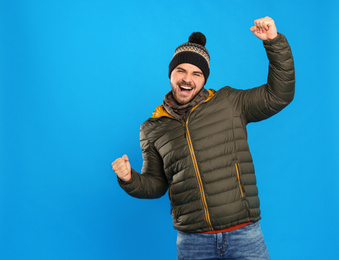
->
[112, 154, 132, 182]
[250, 16, 278, 41]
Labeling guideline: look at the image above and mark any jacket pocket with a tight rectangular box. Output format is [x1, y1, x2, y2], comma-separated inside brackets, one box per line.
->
[235, 163, 245, 198]
[169, 185, 176, 217]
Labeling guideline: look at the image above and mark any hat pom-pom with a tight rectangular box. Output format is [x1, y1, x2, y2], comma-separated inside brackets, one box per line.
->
[188, 32, 206, 47]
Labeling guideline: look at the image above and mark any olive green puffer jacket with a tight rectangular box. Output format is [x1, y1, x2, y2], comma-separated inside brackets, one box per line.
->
[119, 33, 295, 233]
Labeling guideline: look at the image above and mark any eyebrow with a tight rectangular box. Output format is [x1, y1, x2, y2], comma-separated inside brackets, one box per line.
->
[176, 66, 186, 71]
[176, 66, 203, 75]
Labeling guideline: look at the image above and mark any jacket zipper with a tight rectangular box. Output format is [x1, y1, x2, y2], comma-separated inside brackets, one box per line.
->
[184, 118, 214, 231]
[235, 163, 245, 198]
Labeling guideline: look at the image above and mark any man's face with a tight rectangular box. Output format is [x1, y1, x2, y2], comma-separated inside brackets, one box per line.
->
[170, 63, 205, 105]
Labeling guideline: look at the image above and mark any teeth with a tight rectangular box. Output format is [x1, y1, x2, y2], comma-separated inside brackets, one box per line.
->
[180, 85, 192, 90]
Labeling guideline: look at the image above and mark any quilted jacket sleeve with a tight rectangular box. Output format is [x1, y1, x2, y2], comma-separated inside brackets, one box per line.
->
[227, 33, 295, 123]
[118, 127, 169, 199]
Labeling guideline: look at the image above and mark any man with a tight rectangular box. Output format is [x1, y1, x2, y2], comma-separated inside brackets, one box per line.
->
[112, 16, 295, 259]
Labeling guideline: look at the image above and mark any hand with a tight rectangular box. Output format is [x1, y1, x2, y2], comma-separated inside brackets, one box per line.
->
[112, 154, 132, 182]
[250, 16, 278, 41]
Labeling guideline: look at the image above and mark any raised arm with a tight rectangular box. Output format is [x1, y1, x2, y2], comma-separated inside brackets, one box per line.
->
[112, 128, 169, 199]
[227, 17, 295, 123]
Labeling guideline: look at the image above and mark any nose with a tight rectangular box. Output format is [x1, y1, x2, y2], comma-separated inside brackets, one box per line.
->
[182, 74, 192, 85]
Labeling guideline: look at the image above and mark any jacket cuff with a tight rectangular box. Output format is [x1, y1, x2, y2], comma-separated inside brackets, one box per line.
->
[263, 32, 284, 46]
[117, 168, 136, 185]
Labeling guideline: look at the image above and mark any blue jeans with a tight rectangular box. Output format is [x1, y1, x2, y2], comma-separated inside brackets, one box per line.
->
[176, 221, 270, 260]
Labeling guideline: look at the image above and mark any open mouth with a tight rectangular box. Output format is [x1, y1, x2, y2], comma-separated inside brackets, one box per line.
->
[179, 85, 193, 93]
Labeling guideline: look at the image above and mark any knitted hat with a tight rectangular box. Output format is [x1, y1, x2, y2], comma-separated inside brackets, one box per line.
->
[169, 32, 210, 83]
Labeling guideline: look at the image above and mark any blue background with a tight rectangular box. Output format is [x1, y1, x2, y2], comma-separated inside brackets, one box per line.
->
[1, 0, 338, 259]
